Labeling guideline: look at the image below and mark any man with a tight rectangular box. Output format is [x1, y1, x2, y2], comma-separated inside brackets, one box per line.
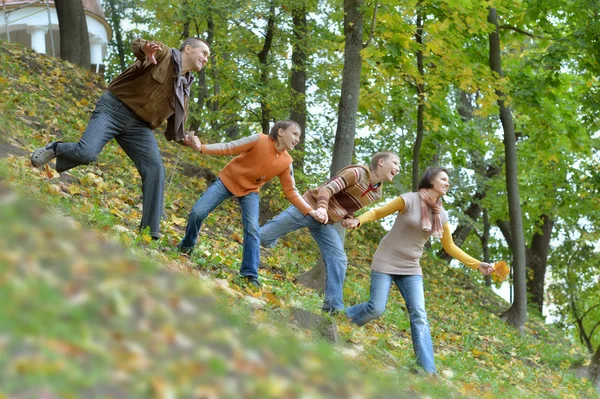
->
[260, 152, 400, 314]
[31, 37, 210, 239]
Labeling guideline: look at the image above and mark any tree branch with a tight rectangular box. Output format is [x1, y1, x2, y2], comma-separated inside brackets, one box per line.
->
[363, 1, 379, 48]
[581, 303, 600, 321]
[498, 24, 539, 39]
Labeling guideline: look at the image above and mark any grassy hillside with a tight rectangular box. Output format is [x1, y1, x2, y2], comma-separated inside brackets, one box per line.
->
[0, 40, 597, 398]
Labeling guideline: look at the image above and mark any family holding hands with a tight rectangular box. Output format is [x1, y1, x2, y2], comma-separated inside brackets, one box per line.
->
[31, 37, 494, 374]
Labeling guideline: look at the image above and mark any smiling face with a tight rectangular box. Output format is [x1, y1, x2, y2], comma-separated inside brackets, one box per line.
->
[377, 155, 400, 183]
[182, 41, 210, 72]
[276, 124, 301, 151]
[430, 171, 450, 197]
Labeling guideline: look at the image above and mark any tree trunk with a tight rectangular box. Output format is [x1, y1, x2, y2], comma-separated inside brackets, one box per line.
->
[290, 5, 308, 171]
[488, 7, 527, 332]
[411, 1, 425, 191]
[190, 11, 213, 133]
[590, 345, 600, 390]
[481, 209, 492, 286]
[54, 0, 90, 70]
[297, 0, 364, 291]
[328, 0, 363, 176]
[105, 0, 126, 72]
[526, 214, 553, 314]
[257, 1, 276, 134]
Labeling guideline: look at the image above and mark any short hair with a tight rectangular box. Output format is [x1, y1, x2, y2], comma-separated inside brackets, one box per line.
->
[269, 120, 301, 140]
[417, 166, 450, 190]
[370, 151, 398, 170]
[180, 37, 210, 51]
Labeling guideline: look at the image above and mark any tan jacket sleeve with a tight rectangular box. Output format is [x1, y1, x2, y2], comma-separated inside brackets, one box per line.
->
[131, 38, 169, 67]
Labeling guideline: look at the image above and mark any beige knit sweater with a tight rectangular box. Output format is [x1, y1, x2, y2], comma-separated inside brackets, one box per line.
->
[358, 192, 481, 275]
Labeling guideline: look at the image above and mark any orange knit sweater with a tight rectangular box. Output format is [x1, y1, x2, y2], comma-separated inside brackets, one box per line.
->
[201, 134, 313, 214]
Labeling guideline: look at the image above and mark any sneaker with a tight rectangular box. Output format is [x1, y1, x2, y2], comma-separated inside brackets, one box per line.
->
[178, 244, 193, 255]
[31, 142, 59, 168]
[322, 308, 342, 317]
[243, 276, 262, 288]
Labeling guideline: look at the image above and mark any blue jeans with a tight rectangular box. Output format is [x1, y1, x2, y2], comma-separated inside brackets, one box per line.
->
[260, 205, 347, 312]
[180, 179, 261, 279]
[55, 91, 164, 238]
[346, 271, 436, 374]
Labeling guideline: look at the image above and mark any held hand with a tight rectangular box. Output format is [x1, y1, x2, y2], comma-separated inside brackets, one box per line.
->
[142, 41, 161, 64]
[477, 262, 494, 275]
[341, 218, 359, 229]
[309, 207, 328, 224]
[316, 207, 329, 224]
[183, 133, 202, 151]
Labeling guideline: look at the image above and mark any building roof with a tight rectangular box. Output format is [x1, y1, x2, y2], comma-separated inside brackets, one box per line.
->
[2, 0, 107, 20]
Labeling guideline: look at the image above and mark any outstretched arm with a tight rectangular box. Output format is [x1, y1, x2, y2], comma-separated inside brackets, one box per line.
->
[441, 222, 493, 274]
[131, 39, 168, 65]
[182, 134, 261, 156]
[278, 165, 326, 223]
[354, 196, 406, 227]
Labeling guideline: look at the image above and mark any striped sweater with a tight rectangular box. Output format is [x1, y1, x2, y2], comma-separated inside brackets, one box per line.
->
[302, 165, 383, 223]
[201, 134, 313, 215]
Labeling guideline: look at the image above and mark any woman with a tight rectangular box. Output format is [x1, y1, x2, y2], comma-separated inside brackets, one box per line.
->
[344, 166, 494, 374]
[180, 120, 323, 288]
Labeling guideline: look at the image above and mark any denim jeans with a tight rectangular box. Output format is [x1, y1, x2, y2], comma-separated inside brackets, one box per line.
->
[346, 271, 436, 374]
[260, 205, 347, 312]
[180, 179, 261, 278]
[55, 91, 164, 238]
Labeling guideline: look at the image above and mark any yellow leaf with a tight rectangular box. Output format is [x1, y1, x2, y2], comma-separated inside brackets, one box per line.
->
[171, 216, 187, 226]
[492, 260, 510, 282]
[141, 232, 153, 243]
[230, 232, 243, 243]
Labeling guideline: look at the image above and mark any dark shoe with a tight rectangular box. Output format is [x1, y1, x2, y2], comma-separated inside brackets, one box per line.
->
[31, 142, 59, 168]
[243, 276, 262, 288]
[322, 308, 342, 316]
[178, 244, 193, 255]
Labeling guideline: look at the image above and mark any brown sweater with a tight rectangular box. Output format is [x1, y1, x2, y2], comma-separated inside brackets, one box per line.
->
[303, 165, 383, 224]
[358, 192, 481, 275]
[201, 134, 313, 214]
[107, 39, 188, 142]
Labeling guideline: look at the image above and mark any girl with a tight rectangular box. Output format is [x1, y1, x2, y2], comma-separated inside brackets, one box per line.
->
[180, 120, 323, 287]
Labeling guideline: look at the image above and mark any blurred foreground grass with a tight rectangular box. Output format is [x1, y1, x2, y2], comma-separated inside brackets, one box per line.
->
[0, 181, 420, 398]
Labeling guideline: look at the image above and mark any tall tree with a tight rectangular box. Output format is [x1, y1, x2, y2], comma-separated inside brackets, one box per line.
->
[328, 0, 364, 176]
[290, 3, 308, 170]
[104, 0, 127, 72]
[296, 0, 367, 290]
[411, 0, 425, 190]
[487, 7, 527, 331]
[54, 0, 90, 70]
[257, 0, 276, 134]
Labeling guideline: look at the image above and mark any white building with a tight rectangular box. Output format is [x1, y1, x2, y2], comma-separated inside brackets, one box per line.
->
[0, 0, 112, 73]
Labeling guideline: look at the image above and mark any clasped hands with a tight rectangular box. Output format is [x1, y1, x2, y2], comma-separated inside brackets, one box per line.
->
[183, 132, 202, 152]
[309, 207, 328, 224]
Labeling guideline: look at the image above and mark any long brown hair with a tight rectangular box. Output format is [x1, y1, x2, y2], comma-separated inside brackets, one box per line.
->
[418, 166, 450, 190]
